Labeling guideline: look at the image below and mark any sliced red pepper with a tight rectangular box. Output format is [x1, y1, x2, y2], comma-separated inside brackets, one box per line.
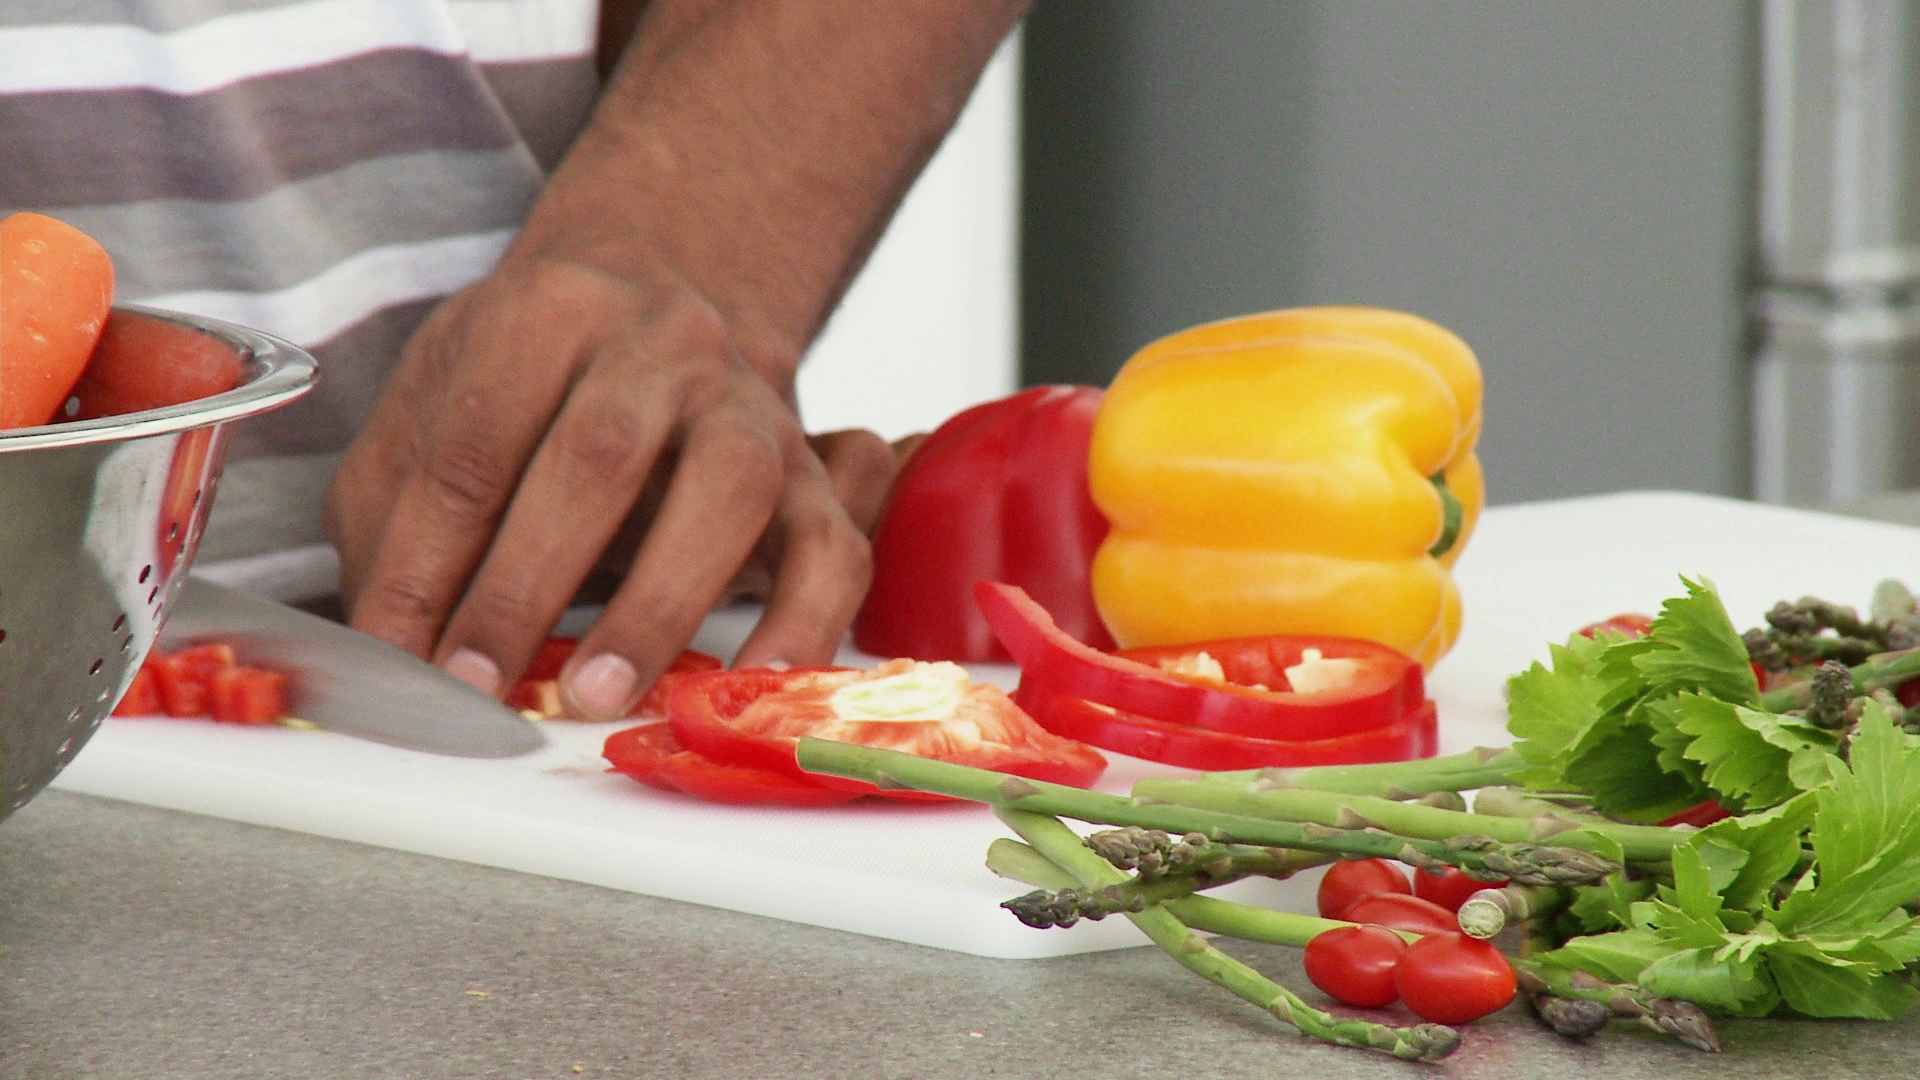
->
[603, 722, 859, 807]
[150, 643, 236, 717]
[976, 581, 1424, 741]
[666, 661, 1108, 800]
[112, 664, 163, 717]
[1012, 679, 1436, 770]
[506, 637, 723, 720]
[208, 665, 290, 725]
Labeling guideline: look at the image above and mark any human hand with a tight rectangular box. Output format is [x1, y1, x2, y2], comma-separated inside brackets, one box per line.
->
[324, 250, 896, 721]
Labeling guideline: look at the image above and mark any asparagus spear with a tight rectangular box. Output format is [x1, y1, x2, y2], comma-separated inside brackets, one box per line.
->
[996, 808, 1461, 1062]
[797, 738, 1623, 883]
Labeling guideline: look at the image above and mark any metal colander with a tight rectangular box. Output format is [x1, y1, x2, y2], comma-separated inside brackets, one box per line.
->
[0, 306, 315, 819]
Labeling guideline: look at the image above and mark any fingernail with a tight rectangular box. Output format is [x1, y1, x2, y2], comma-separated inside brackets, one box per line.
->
[568, 653, 639, 720]
[442, 647, 501, 697]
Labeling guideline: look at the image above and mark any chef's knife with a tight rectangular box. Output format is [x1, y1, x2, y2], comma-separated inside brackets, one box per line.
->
[160, 577, 548, 758]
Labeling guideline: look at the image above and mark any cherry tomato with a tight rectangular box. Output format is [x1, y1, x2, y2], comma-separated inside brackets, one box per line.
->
[1411, 867, 1507, 913]
[1393, 933, 1518, 1024]
[1658, 800, 1734, 828]
[1577, 613, 1652, 639]
[1340, 893, 1460, 937]
[1316, 858, 1412, 919]
[1303, 924, 1408, 1007]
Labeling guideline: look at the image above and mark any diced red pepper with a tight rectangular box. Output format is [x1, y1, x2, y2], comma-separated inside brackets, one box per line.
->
[208, 665, 291, 725]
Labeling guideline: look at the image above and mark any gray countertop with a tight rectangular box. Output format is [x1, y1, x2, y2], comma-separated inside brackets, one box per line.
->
[8, 495, 1920, 1079]
[6, 790, 1917, 1080]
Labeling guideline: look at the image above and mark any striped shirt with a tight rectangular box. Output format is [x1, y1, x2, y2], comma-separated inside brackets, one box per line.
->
[0, 0, 604, 572]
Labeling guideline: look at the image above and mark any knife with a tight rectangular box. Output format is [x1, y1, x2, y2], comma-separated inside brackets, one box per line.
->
[160, 577, 548, 758]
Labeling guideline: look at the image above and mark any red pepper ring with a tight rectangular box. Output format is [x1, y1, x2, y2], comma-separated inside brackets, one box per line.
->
[975, 581, 1425, 742]
[1012, 679, 1437, 770]
[665, 664, 1108, 802]
[603, 722, 860, 807]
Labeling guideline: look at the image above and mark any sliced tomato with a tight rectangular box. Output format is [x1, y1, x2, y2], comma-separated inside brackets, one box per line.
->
[1577, 613, 1653, 639]
[976, 581, 1424, 741]
[506, 637, 723, 720]
[604, 722, 859, 807]
[667, 661, 1108, 801]
[1012, 679, 1436, 770]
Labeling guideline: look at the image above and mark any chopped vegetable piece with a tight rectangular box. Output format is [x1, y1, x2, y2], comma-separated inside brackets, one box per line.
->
[980, 580, 1426, 742]
[603, 722, 858, 806]
[506, 637, 722, 720]
[667, 660, 1107, 800]
[1011, 679, 1437, 770]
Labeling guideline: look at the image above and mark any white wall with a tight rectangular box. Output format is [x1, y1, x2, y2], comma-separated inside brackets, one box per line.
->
[792, 35, 1021, 442]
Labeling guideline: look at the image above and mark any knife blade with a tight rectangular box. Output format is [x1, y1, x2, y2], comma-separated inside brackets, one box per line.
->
[160, 577, 548, 758]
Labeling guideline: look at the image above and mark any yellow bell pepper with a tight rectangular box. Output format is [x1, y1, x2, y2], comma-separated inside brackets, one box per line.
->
[1087, 306, 1485, 669]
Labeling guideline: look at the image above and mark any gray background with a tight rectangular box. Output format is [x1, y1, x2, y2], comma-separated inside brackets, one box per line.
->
[1020, 0, 1757, 505]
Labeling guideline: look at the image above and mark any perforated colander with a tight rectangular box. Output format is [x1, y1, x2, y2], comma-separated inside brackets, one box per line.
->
[0, 306, 315, 819]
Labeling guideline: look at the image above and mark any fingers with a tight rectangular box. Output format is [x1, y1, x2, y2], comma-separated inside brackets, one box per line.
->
[337, 290, 576, 661]
[807, 427, 898, 536]
[562, 397, 801, 719]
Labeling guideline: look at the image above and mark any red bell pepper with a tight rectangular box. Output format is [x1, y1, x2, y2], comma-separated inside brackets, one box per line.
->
[506, 637, 722, 720]
[853, 385, 1116, 662]
[1012, 679, 1437, 770]
[976, 581, 1425, 742]
[604, 722, 860, 807]
[664, 661, 1108, 800]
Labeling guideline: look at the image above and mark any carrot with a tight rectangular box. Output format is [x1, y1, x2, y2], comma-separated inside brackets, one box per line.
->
[1, 211, 116, 429]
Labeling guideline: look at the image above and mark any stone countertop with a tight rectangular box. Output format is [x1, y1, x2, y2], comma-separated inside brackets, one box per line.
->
[4, 788, 1917, 1080]
[7, 496, 1920, 1079]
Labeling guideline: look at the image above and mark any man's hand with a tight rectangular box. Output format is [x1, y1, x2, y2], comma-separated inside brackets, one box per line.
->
[327, 250, 895, 720]
[322, 0, 1025, 719]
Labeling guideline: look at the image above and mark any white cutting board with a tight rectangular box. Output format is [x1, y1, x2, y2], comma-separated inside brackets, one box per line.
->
[47, 491, 1920, 958]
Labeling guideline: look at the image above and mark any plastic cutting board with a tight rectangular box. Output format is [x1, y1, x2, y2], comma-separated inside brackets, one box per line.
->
[48, 491, 1920, 958]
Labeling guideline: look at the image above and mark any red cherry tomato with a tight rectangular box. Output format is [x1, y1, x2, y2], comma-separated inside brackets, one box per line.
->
[1316, 858, 1412, 919]
[1411, 867, 1507, 913]
[1393, 933, 1518, 1024]
[1340, 893, 1461, 937]
[1303, 924, 1408, 1008]
[1577, 613, 1652, 639]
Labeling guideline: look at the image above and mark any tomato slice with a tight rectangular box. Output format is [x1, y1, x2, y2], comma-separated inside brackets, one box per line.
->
[506, 638, 723, 720]
[603, 722, 859, 807]
[1011, 679, 1436, 770]
[975, 581, 1424, 741]
[666, 661, 1108, 800]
